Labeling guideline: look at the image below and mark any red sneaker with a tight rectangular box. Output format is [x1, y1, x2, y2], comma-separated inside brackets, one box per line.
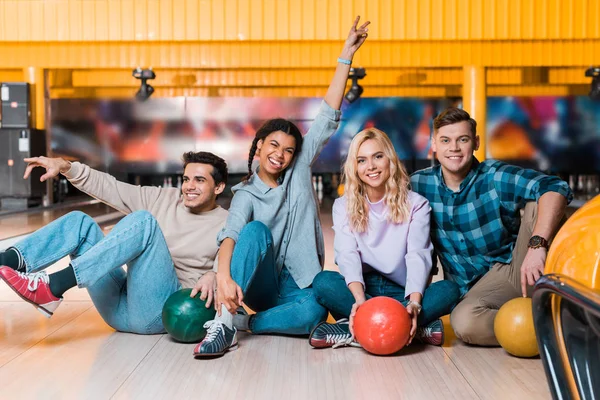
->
[0, 266, 62, 318]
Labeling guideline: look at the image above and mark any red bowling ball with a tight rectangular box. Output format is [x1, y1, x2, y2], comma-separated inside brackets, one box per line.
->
[354, 296, 411, 355]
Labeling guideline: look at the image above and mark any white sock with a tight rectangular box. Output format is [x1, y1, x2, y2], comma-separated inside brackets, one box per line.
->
[214, 305, 233, 329]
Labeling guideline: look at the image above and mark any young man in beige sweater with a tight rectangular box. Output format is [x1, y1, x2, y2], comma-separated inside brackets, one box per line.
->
[0, 151, 228, 335]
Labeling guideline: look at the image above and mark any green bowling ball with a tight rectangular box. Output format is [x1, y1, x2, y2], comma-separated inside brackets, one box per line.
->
[162, 288, 216, 343]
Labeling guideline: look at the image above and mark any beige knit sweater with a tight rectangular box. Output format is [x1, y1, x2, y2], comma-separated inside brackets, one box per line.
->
[64, 162, 228, 289]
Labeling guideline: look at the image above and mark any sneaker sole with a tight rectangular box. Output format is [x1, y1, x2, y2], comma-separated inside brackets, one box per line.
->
[193, 342, 239, 358]
[0, 274, 55, 318]
[308, 321, 329, 349]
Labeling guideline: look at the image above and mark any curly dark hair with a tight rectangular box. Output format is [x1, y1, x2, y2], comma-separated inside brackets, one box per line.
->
[242, 118, 303, 183]
[433, 107, 477, 137]
[181, 151, 228, 185]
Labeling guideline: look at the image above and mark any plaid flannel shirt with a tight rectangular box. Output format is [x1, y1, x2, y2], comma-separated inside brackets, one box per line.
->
[410, 158, 573, 296]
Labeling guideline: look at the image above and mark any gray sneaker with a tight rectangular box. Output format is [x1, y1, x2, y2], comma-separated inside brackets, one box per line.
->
[414, 319, 444, 346]
[193, 320, 238, 357]
[309, 319, 361, 349]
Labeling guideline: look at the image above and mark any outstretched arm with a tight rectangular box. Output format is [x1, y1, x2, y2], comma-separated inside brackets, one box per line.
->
[324, 16, 370, 110]
[298, 17, 370, 166]
[23, 157, 162, 214]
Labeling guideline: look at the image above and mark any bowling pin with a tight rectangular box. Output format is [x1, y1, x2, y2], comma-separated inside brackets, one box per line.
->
[317, 176, 323, 204]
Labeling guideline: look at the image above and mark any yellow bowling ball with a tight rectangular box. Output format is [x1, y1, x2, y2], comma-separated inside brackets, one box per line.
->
[494, 297, 539, 357]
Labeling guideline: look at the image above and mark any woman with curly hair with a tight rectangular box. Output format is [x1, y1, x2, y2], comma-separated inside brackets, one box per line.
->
[193, 16, 370, 358]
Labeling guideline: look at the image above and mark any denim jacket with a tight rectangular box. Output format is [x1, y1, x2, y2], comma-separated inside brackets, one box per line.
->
[217, 101, 341, 288]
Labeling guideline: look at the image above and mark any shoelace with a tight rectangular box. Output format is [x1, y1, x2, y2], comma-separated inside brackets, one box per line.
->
[331, 334, 357, 349]
[417, 326, 433, 338]
[18, 271, 49, 292]
[202, 320, 224, 343]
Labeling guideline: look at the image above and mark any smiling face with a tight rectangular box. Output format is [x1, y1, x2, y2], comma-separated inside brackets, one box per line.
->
[181, 163, 224, 213]
[356, 138, 391, 200]
[432, 120, 480, 183]
[256, 131, 297, 182]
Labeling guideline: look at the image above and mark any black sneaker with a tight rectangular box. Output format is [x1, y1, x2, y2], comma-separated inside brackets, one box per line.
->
[414, 319, 444, 346]
[308, 319, 361, 349]
[193, 320, 238, 357]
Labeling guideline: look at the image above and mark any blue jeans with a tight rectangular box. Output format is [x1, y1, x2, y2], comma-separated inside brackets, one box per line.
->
[13, 210, 181, 334]
[230, 221, 328, 335]
[313, 270, 461, 326]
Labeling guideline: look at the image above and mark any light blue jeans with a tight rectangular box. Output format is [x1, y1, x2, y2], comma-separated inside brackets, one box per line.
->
[231, 221, 328, 335]
[13, 210, 181, 334]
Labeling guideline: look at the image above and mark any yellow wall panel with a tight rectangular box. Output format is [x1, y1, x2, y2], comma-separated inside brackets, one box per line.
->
[589, 0, 600, 37]
[471, 0, 485, 39]
[3, 1, 18, 40]
[275, 0, 289, 40]
[391, 0, 405, 39]
[211, 0, 226, 41]
[17, 0, 31, 41]
[146, 0, 160, 40]
[225, 0, 242, 41]
[55, 0, 69, 40]
[68, 0, 82, 41]
[45, 1, 62, 41]
[171, 0, 185, 40]
[249, 0, 263, 40]
[133, 0, 148, 40]
[80, 1, 94, 41]
[0, 3, 3, 40]
[302, 0, 316, 40]
[263, 0, 277, 40]
[377, 0, 392, 39]
[405, 0, 418, 39]
[98, 1, 110, 40]
[158, 0, 173, 40]
[0, 0, 598, 42]
[186, 0, 200, 41]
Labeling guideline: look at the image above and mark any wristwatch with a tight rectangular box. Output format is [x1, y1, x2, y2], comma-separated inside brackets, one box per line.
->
[528, 235, 549, 250]
[406, 300, 422, 315]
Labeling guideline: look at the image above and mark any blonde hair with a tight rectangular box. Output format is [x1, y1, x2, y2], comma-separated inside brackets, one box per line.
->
[342, 128, 411, 233]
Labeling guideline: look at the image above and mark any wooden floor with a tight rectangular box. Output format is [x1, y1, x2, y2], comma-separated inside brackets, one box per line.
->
[0, 207, 551, 400]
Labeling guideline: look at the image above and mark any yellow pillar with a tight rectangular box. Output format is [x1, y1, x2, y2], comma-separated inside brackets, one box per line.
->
[22, 67, 46, 130]
[462, 66, 486, 160]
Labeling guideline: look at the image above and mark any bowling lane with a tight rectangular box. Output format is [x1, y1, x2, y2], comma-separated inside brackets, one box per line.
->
[0, 200, 122, 241]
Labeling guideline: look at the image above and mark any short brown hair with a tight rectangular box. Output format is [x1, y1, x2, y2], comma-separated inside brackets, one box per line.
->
[433, 107, 477, 137]
[182, 151, 228, 185]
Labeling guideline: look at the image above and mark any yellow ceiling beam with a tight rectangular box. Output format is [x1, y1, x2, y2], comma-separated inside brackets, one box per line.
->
[62, 68, 465, 88]
[2, 40, 599, 69]
[0, 68, 25, 81]
[46, 67, 594, 89]
[50, 84, 591, 99]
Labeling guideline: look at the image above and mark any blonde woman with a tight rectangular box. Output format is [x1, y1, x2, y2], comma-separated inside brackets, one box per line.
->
[309, 128, 460, 349]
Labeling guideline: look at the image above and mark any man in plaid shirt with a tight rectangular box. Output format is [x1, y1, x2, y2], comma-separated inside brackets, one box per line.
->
[411, 107, 572, 346]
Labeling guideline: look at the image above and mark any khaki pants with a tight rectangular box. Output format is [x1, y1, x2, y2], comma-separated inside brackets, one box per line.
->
[449, 202, 540, 346]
